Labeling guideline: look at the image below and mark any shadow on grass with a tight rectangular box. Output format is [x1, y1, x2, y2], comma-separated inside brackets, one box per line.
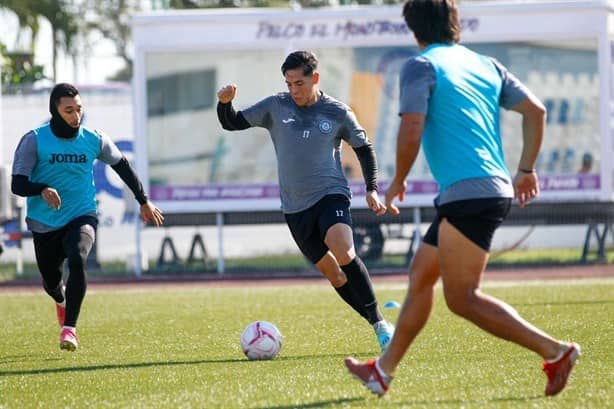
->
[0, 352, 368, 376]
[395, 395, 543, 406]
[255, 397, 364, 409]
[0, 357, 246, 376]
[277, 352, 372, 362]
[515, 299, 613, 307]
[0, 354, 63, 365]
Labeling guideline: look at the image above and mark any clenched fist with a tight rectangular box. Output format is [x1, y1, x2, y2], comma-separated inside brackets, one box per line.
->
[217, 84, 237, 104]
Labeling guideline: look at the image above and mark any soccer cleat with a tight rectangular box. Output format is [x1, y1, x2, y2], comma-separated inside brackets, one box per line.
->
[344, 357, 392, 396]
[373, 320, 395, 352]
[60, 327, 78, 351]
[542, 342, 581, 396]
[55, 303, 66, 327]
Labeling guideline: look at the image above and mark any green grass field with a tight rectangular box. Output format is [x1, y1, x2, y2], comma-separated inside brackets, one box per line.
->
[1, 278, 612, 408]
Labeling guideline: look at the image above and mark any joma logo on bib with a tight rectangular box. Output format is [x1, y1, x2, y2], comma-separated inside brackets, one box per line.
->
[49, 153, 87, 164]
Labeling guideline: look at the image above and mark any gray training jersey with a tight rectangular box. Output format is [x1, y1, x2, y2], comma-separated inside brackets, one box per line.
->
[241, 91, 370, 214]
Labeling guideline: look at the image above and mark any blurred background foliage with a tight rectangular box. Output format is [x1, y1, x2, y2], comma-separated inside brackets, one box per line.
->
[0, 0, 419, 90]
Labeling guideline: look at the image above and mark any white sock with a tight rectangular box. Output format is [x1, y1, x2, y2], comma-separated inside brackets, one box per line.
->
[546, 344, 569, 363]
[62, 326, 76, 332]
[375, 358, 392, 380]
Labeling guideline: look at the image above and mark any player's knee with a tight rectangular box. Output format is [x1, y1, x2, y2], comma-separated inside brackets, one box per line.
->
[409, 268, 438, 292]
[332, 249, 356, 266]
[66, 251, 87, 273]
[443, 287, 475, 317]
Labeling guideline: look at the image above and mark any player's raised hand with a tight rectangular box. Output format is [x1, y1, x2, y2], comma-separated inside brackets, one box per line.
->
[366, 190, 387, 216]
[384, 179, 407, 215]
[217, 84, 237, 104]
[140, 201, 164, 227]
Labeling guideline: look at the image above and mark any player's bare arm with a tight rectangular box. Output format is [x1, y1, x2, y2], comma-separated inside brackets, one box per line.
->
[509, 95, 546, 208]
[385, 113, 424, 215]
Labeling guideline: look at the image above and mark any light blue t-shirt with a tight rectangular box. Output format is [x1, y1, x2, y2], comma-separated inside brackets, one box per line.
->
[12, 123, 122, 231]
[399, 43, 530, 203]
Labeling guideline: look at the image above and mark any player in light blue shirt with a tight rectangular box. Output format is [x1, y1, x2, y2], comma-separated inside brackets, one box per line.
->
[345, 0, 580, 397]
[11, 83, 164, 351]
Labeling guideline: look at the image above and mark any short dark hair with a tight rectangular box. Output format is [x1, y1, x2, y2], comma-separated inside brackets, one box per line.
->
[402, 0, 460, 45]
[49, 83, 80, 114]
[281, 51, 319, 76]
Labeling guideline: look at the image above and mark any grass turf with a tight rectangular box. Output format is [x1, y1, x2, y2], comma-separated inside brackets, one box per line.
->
[0, 278, 612, 408]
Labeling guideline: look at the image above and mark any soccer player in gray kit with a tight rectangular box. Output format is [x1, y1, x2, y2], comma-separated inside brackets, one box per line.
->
[217, 50, 394, 351]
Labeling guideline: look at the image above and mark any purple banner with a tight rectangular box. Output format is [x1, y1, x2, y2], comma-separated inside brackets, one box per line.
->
[539, 174, 600, 191]
[150, 174, 600, 201]
[151, 184, 280, 201]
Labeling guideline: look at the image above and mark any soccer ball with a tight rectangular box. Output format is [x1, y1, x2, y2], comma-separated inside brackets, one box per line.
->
[240, 321, 283, 360]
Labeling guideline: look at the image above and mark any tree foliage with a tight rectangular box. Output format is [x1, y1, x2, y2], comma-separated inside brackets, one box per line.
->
[0, 0, 79, 82]
[78, 0, 142, 81]
[0, 42, 47, 91]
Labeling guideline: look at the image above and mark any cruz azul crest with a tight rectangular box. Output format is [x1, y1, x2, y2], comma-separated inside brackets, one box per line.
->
[318, 120, 333, 134]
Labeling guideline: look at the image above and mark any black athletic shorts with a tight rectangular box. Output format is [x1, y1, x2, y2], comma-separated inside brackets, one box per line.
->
[32, 215, 98, 269]
[284, 194, 352, 264]
[423, 198, 511, 251]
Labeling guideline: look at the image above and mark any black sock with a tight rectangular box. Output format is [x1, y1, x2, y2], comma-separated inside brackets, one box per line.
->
[341, 257, 383, 325]
[334, 282, 368, 320]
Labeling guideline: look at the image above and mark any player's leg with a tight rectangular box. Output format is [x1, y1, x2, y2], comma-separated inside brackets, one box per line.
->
[315, 252, 368, 320]
[32, 229, 67, 327]
[318, 195, 394, 350]
[61, 216, 97, 329]
[439, 215, 579, 395]
[437, 199, 566, 358]
[440, 217, 568, 355]
[320, 207, 382, 325]
[377, 241, 440, 375]
[284, 208, 367, 319]
[438, 198, 580, 394]
[344, 219, 441, 394]
[58, 216, 97, 351]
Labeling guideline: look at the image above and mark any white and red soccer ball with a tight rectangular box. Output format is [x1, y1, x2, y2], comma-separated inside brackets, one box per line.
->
[240, 321, 283, 360]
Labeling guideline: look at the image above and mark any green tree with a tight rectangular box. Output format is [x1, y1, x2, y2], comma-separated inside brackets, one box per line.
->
[0, 0, 41, 53]
[32, 0, 79, 81]
[0, 0, 79, 82]
[0, 42, 47, 92]
[79, 0, 142, 81]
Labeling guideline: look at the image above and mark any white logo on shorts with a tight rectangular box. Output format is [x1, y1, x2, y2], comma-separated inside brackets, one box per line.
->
[282, 118, 296, 124]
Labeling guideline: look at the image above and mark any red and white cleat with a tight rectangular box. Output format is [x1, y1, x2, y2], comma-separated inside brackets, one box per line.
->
[344, 357, 392, 397]
[543, 342, 581, 396]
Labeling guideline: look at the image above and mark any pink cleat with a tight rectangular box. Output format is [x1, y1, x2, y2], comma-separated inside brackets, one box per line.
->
[543, 342, 581, 396]
[60, 327, 78, 351]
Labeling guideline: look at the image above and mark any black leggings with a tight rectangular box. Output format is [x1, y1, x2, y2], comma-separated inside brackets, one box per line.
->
[32, 215, 97, 327]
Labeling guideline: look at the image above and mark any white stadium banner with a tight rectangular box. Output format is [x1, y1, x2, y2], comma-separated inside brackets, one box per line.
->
[131, 0, 614, 214]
